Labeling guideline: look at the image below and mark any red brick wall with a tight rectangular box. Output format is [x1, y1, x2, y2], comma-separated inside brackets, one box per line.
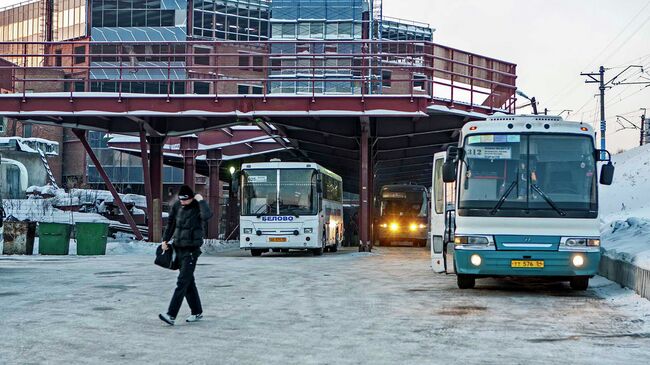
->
[62, 128, 86, 186]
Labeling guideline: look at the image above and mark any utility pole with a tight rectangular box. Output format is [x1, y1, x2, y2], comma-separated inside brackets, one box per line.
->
[581, 66, 607, 159]
[641, 108, 647, 146]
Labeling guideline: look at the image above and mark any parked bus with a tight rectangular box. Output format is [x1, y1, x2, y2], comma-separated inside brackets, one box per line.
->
[375, 184, 428, 247]
[239, 161, 344, 256]
[430, 115, 614, 290]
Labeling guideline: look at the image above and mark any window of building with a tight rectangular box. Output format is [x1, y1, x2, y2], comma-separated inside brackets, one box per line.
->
[281, 23, 295, 38]
[193, 82, 210, 95]
[194, 46, 211, 66]
[23, 124, 32, 138]
[74, 46, 85, 64]
[413, 74, 427, 91]
[55, 50, 63, 66]
[310, 22, 324, 39]
[382, 70, 392, 88]
[239, 54, 250, 68]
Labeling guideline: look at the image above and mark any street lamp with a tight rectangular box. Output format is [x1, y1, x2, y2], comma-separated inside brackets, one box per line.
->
[229, 166, 236, 175]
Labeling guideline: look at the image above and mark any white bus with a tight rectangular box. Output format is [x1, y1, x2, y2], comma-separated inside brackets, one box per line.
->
[430, 115, 614, 290]
[238, 161, 344, 256]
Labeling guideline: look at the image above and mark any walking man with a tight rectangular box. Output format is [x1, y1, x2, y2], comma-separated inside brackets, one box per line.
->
[159, 185, 213, 326]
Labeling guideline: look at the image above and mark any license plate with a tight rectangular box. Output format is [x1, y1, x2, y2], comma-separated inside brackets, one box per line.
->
[511, 260, 544, 268]
[269, 237, 287, 243]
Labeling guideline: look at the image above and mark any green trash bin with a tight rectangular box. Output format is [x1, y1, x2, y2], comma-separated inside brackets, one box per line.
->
[75, 222, 109, 256]
[38, 223, 72, 255]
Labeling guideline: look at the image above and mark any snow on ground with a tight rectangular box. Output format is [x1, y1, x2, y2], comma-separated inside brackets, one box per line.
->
[0, 248, 649, 364]
[600, 144, 650, 270]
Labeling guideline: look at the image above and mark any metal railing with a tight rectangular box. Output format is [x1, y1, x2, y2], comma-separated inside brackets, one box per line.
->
[0, 40, 517, 113]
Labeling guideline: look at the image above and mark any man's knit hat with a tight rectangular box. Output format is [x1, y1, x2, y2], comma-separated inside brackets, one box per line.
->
[178, 185, 195, 200]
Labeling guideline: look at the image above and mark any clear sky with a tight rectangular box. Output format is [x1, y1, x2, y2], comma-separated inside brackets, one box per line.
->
[1, 0, 648, 152]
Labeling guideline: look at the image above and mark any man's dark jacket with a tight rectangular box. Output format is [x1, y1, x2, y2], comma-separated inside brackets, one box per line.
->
[163, 199, 213, 248]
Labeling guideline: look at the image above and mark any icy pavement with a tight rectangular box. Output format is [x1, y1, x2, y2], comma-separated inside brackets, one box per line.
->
[1, 247, 649, 365]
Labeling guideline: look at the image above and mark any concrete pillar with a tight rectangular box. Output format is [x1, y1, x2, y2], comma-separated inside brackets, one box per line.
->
[180, 135, 199, 190]
[147, 137, 165, 242]
[359, 117, 370, 252]
[206, 149, 222, 239]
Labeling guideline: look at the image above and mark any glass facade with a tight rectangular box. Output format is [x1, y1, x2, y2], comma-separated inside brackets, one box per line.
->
[379, 17, 433, 42]
[192, 0, 269, 41]
[0, 0, 46, 66]
[86, 131, 184, 186]
[53, 0, 88, 41]
[269, 0, 366, 95]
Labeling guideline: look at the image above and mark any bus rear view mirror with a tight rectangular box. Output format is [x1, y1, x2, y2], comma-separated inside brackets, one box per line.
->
[600, 162, 614, 185]
[443, 146, 461, 182]
[443, 161, 457, 183]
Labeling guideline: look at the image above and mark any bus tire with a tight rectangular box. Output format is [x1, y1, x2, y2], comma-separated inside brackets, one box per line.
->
[312, 247, 324, 256]
[251, 249, 263, 257]
[570, 276, 589, 290]
[457, 275, 476, 289]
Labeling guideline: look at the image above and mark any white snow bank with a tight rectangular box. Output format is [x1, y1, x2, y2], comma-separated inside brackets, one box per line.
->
[2, 199, 109, 224]
[599, 144, 650, 271]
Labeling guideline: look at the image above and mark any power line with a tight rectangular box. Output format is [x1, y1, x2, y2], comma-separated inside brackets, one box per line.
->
[545, 0, 650, 107]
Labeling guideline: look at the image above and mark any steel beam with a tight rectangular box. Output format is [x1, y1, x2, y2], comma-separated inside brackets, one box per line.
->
[148, 136, 165, 242]
[206, 149, 222, 239]
[359, 117, 370, 252]
[180, 135, 199, 190]
[139, 128, 154, 241]
[73, 129, 144, 241]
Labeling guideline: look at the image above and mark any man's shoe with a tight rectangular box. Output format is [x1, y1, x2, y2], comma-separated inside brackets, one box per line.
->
[186, 314, 203, 323]
[159, 313, 175, 326]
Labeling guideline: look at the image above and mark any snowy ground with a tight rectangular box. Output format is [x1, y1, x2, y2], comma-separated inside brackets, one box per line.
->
[600, 144, 650, 270]
[1, 247, 649, 364]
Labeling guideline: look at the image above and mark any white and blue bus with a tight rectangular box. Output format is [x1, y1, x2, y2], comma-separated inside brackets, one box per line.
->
[239, 161, 344, 256]
[430, 115, 614, 290]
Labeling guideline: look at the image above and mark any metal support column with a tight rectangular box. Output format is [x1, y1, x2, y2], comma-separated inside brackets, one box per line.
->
[73, 129, 144, 241]
[359, 117, 370, 252]
[148, 136, 165, 242]
[139, 129, 153, 241]
[206, 149, 222, 239]
[180, 135, 199, 190]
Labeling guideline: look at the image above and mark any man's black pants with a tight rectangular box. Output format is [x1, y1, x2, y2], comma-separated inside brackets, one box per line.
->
[167, 248, 203, 318]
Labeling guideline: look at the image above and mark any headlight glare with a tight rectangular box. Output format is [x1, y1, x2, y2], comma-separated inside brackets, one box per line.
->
[409, 223, 417, 232]
[389, 222, 399, 232]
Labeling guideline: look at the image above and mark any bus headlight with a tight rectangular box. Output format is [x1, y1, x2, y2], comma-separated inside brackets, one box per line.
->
[454, 235, 491, 245]
[389, 222, 399, 232]
[564, 238, 600, 247]
[380, 223, 388, 228]
[304, 228, 313, 234]
[409, 223, 418, 232]
[470, 254, 482, 266]
[418, 224, 426, 229]
[243, 228, 253, 234]
[572, 254, 585, 267]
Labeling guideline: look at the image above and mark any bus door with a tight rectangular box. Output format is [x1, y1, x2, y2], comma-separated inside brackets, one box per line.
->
[430, 152, 446, 273]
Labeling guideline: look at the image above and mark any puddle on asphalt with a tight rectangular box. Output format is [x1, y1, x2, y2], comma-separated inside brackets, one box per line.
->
[212, 284, 234, 288]
[94, 271, 128, 276]
[437, 305, 488, 316]
[528, 332, 650, 343]
[92, 306, 115, 311]
[94, 284, 136, 291]
[0, 292, 21, 297]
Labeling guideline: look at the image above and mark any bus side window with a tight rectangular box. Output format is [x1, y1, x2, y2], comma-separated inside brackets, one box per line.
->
[434, 159, 444, 214]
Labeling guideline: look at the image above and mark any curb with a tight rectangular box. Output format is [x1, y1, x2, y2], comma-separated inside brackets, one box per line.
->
[599, 253, 650, 301]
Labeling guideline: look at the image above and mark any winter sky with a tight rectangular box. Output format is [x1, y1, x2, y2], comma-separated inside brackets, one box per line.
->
[1, 0, 649, 152]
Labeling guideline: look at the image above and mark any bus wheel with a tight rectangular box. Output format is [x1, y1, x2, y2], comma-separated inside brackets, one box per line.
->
[312, 247, 324, 256]
[330, 241, 339, 253]
[251, 249, 263, 257]
[570, 276, 589, 290]
[457, 275, 476, 289]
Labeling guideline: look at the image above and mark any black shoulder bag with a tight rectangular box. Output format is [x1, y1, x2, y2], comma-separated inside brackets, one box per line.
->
[155, 245, 179, 270]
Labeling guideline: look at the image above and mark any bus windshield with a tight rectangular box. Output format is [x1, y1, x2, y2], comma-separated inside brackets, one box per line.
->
[458, 134, 597, 218]
[381, 191, 427, 217]
[242, 168, 318, 216]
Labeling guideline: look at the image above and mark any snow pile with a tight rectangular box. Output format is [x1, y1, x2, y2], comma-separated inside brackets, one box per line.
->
[2, 199, 108, 224]
[599, 144, 650, 271]
[199, 239, 241, 254]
